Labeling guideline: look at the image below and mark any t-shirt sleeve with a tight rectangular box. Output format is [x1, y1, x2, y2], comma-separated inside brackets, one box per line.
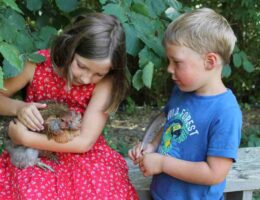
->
[207, 106, 242, 161]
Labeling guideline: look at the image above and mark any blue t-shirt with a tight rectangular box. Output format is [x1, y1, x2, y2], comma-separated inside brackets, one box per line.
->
[151, 87, 242, 200]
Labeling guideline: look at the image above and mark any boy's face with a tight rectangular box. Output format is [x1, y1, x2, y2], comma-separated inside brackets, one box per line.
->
[166, 43, 211, 94]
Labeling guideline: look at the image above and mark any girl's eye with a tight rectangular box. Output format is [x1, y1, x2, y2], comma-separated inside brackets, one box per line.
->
[78, 64, 85, 69]
[96, 73, 105, 77]
[76, 61, 85, 69]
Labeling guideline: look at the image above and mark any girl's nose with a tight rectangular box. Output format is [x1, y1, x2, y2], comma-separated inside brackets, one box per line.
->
[81, 74, 93, 84]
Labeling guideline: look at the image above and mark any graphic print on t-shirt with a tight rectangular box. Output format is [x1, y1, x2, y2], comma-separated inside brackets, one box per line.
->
[158, 107, 199, 157]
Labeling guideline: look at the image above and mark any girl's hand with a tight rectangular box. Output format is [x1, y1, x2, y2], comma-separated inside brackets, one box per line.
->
[128, 142, 156, 165]
[139, 153, 164, 177]
[8, 119, 28, 145]
[17, 102, 46, 131]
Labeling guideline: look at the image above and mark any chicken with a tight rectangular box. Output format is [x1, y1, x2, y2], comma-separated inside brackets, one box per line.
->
[0, 101, 82, 172]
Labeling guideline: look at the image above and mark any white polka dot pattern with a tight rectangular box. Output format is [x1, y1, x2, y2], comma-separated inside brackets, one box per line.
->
[0, 50, 138, 200]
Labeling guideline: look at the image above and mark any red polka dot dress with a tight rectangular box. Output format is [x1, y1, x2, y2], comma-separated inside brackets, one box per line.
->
[0, 50, 138, 200]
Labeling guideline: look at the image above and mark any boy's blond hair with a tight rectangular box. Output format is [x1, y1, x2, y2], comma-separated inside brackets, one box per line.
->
[164, 8, 237, 65]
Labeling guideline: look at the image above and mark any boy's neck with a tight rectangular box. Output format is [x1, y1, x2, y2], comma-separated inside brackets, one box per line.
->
[195, 79, 227, 96]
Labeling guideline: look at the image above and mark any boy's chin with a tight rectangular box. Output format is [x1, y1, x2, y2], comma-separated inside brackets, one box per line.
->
[177, 85, 195, 92]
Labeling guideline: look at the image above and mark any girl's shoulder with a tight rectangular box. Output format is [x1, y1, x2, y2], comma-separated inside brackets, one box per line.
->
[36, 49, 52, 68]
[33, 49, 58, 78]
[93, 76, 112, 95]
[1, 62, 36, 97]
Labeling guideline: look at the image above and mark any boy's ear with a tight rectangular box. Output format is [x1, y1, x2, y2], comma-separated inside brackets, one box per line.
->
[204, 53, 218, 70]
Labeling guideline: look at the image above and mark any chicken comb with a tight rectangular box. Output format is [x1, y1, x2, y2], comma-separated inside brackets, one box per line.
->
[140, 112, 166, 151]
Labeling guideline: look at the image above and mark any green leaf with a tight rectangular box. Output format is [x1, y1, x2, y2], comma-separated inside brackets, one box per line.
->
[142, 61, 154, 88]
[6, 11, 26, 31]
[239, 51, 247, 60]
[165, 7, 181, 20]
[102, 3, 128, 23]
[2, 0, 23, 14]
[222, 64, 231, 78]
[146, 0, 167, 17]
[139, 47, 162, 68]
[132, 70, 144, 91]
[131, 3, 149, 17]
[130, 13, 165, 57]
[3, 59, 20, 78]
[124, 23, 142, 56]
[55, 0, 78, 12]
[0, 42, 23, 71]
[26, 53, 46, 63]
[255, 139, 260, 147]
[167, 0, 183, 11]
[99, 0, 108, 5]
[26, 0, 43, 11]
[243, 60, 254, 73]
[233, 53, 242, 68]
[35, 26, 57, 49]
[15, 32, 35, 53]
[0, 67, 3, 89]
[0, 19, 16, 43]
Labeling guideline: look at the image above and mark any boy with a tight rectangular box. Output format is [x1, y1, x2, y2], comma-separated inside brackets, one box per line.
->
[128, 8, 242, 200]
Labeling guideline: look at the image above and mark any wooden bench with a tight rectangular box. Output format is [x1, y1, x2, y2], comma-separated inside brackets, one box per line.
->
[126, 147, 260, 200]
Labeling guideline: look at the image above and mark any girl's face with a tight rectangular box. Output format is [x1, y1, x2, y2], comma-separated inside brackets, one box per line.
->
[70, 54, 111, 85]
[166, 43, 211, 94]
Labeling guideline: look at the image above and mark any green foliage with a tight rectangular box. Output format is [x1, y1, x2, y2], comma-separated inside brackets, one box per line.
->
[241, 127, 260, 147]
[0, 0, 99, 79]
[124, 96, 137, 114]
[0, 0, 260, 106]
[102, 126, 129, 156]
[55, 0, 79, 13]
[0, 0, 258, 107]
[2, 0, 23, 13]
[101, 0, 184, 95]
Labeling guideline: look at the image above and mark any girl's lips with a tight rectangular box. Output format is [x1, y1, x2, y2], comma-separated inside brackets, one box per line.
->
[72, 81, 83, 86]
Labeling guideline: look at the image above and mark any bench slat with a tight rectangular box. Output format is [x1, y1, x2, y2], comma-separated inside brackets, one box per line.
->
[126, 147, 260, 199]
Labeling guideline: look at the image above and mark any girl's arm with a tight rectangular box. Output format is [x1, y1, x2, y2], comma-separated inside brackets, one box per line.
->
[0, 62, 46, 131]
[140, 153, 233, 185]
[8, 76, 113, 153]
[0, 62, 35, 115]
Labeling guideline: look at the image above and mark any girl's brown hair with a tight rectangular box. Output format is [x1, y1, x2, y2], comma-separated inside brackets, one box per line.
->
[50, 13, 128, 112]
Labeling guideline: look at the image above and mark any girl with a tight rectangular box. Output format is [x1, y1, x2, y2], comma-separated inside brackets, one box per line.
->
[0, 13, 138, 200]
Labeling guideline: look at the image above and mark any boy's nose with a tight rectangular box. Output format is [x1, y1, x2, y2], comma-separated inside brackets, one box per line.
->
[167, 64, 175, 74]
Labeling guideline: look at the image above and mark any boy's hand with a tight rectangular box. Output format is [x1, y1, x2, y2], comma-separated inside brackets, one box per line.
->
[128, 142, 157, 165]
[139, 153, 164, 177]
[128, 142, 142, 164]
[17, 102, 46, 131]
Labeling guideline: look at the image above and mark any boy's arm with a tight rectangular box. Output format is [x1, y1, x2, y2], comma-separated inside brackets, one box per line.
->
[140, 153, 233, 185]
[162, 155, 232, 185]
